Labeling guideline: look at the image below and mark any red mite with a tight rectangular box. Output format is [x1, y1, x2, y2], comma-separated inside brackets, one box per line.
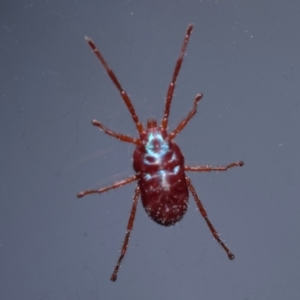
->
[78, 24, 244, 281]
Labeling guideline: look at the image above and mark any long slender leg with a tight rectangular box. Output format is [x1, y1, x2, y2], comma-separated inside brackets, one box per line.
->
[85, 37, 144, 136]
[77, 175, 138, 198]
[168, 93, 203, 140]
[185, 161, 244, 172]
[111, 185, 140, 281]
[161, 24, 194, 130]
[185, 175, 235, 260]
[92, 120, 140, 145]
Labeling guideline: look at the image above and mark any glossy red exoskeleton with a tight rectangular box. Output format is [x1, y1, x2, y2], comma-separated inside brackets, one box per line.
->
[78, 24, 244, 281]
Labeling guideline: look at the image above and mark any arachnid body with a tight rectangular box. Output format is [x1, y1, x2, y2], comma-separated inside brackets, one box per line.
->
[78, 24, 244, 281]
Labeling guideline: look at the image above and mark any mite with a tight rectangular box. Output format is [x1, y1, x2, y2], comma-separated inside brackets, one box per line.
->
[78, 24, 244, 281]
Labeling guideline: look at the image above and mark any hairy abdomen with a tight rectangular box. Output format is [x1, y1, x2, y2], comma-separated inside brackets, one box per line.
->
[139, 168, 188, 226]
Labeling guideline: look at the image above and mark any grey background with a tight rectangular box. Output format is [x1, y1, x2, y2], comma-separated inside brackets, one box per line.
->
[1, 1, 299, 299]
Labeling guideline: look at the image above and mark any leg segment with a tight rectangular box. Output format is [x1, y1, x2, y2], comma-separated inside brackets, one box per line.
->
[185, 161, 244, 172]
[185, 175, 235, 260]
[92, 120, 140, 145]
[85, 37, 144, 136]
[168, 93, 203, 140]
[111, 185, 140, 281]
[161, 24, 194, 130]
[77, 175, 138, 198]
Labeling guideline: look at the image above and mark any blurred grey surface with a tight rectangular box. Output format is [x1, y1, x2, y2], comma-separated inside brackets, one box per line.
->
[1, 1, 300, 299]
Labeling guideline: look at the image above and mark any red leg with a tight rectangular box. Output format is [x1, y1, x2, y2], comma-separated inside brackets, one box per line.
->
[111, 185, 140, 281]
[161, 24, 194, 130]
[92, 120, 140, 145]
[168, 93, 203, 140]
[185, 176, 235, 260]
[185, 161, 244, 172]
[77, 175, 138, 198]
[85, 37, 144, 136]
